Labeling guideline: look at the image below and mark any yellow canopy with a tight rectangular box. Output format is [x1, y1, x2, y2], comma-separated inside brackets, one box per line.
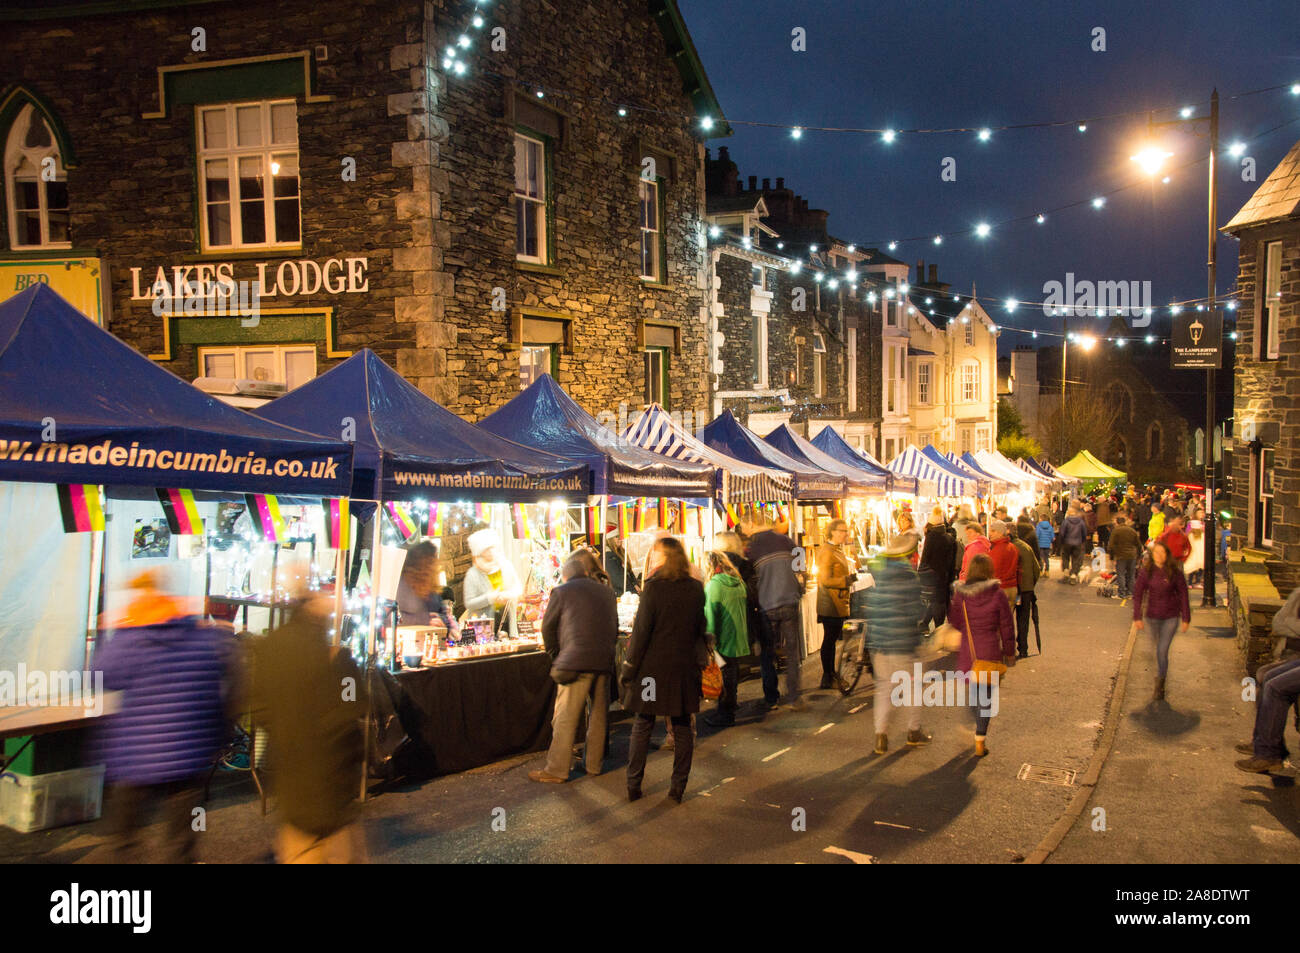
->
[1057, 449, 1126, 481]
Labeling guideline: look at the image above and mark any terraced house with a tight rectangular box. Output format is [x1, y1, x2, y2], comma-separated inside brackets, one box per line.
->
[0, 0, 727, 420]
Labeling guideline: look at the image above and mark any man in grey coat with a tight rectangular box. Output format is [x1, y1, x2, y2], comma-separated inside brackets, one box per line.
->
[530, 556, 619, 783]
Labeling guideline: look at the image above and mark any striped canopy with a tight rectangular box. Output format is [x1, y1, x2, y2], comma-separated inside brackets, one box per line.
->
[972, 450, 1045, 489]
[888, 445, 971, 497]
[1037, 458, 1082, 484]
[917, 446, 991, 497]
[623, 404, 793, 504]
[701, 411, 848, 500]
[1018, 457, 1062, 483]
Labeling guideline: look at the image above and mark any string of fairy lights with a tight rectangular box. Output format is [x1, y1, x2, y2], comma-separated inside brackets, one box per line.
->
[440, 2, 1296, 348]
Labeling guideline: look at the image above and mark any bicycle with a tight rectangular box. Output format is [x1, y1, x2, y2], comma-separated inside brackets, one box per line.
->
[836, 620, 872, 695]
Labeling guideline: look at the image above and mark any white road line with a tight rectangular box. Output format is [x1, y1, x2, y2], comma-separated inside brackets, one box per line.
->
[762, 746, 792, 762]
[816, 722, 836, 734]
[824, 845, 875, 864]
[849, 703, 869, 714]
[873, 821, 918, 830]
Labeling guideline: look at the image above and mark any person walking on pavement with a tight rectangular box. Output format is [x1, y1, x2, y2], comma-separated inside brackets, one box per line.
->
[747, 518, 808, 711]
[1107, 514, 1142, 601]
[532, 554, 619, 783]
[620, 537, 708, 803]
[1011, 527, 1040, 659]
[702, 550, 749, 728]
[949, 554, 1016, 758]
[93, 570, 239, 864]
[816, 518, 855, 691]
[1159, 515, 1193, 571]
[1131, 540, 1191, 702]
[1060, 503, 1089, 582]
[1134, 494, 1153, 546]
[865, 535, 930, 755]
[250, 558, 368, 862]
[988, 520, 1020, 609]
[919, 507, 957, 628]
[959, 521, 991, 582]
[1035, 512, 1055, 573]
[715, 530, 763, 660]
[1148, 505, 1166, 544]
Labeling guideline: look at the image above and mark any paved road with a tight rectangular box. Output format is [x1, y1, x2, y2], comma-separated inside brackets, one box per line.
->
[4, 563, 1295, 863]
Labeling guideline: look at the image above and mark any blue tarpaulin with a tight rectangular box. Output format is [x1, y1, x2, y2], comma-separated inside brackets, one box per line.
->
[478, 374, 714, 498]
[0, 284, 354, 496]
[701, 410, 847, 500]
[762, 424, 886, 497]
[808, 427, 914, 494]
[255, 349, 587, 501]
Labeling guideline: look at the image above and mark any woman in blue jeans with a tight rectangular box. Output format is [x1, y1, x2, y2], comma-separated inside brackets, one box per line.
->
[1132, 540, 1191, 702]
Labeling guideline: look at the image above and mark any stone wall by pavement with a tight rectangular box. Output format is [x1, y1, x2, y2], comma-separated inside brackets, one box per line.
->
[1226, 559, 1284, 675]
[1, 0, 710, 422]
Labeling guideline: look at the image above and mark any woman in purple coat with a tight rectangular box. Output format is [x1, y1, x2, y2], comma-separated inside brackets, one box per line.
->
[949, 554, 1016, 757]
[1132, 540, 1191, 702]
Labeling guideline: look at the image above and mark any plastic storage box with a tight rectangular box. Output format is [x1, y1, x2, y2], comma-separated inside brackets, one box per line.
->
[0, 764, 105, 833]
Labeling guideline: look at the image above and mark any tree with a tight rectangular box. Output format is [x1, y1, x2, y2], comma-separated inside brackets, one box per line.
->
[1043, 385, 1120, 463]
[998, 433, 1043, 460]
[997, 397, 1025, 442]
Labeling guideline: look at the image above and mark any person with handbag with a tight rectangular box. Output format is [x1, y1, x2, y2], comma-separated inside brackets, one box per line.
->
[865, 534, 930, 754]
[620, 537, 708, 803]
[949, 554, 1016, 757]
[530, 554, 619, 784]
[816, 518, 855, 690]
[1131, 540, 1191, 702]
[702, 550, 749, 728]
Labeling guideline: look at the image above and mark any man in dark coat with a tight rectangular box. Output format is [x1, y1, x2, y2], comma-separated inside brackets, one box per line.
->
[919, 511, 957, 628]
[620, 539, 707, 802]
[94, 571, 238, 863]
[532, 555, 619, 783]
[747, 521, 807, 711]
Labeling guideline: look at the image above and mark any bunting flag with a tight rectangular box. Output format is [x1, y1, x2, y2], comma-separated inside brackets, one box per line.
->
[386, 502, 418, 541]
[587, 500, 603, 543]
[244, 493, 286, 542]
[695, 504, 706, 538]
[511, 503, 531, 540]
[618, 501, 633, 538]
[322, 498, 350, 550]
[156, 487, 203, 535]
[475, 502, 492, 524]
[723, 503, 738, 528]
[547, 505, 564, 540]
[657, 496, 670, 531]
[57, 484, 104, 533]
[429, 502, 445, 537]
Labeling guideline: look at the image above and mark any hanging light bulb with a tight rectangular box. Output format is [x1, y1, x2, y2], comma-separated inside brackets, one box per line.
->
[887, 241, 897, 251]
[977, 128, 991, 142]
[933, 235, 943, 245]
[882, 129, 896, 144]
[975, 222, 991, 238]
[1036, 213, 1046, 224]
[1091, 197, 1106, 209]
[1077, 123, 1087, 133]
[791, 127, 803, 140]
[700, 116, 714, 131]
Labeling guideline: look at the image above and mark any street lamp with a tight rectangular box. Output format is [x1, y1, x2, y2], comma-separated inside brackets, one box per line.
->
[1135, 93, 1222, 607]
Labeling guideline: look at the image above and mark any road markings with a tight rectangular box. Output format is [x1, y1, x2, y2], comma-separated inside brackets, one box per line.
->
[816, 722, 836, 734]
[849, 702, 869, 714]
[824, 845, 875, 864]
[873, 821, 919, 830]
[762, 746, 792, 762]
[697, 777, 737, 797]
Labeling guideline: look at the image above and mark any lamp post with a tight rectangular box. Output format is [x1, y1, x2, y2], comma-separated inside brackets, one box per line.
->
[1131, 91, 1220, 608]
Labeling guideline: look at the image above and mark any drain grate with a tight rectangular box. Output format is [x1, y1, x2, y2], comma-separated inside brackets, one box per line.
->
[1017, 763, 1077, 786]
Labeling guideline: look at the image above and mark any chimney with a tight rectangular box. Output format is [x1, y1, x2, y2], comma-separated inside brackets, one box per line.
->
[929, 264, 938, 284]
[915, 260, 925, 284]
[762, 178, 771, 191]
[776, 177, 784, 190]
[748, 175, 757, 191]
[718, 146, 730, 162]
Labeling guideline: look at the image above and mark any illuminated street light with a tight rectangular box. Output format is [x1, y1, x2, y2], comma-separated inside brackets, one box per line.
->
[1131, 146, 1173, 176]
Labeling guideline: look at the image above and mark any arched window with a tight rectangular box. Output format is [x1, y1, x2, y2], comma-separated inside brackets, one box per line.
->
[4, 102, 69, 249]
[1104, 381, 1133, 423]
[1113, 435, 1128, 467]
[1147, 421, 1163, 460]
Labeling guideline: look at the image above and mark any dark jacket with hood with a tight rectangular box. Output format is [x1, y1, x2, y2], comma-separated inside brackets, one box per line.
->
[949, 578, 1016, 672]
[541, 575, 619, 672]
[1060, 513, 1088, 547]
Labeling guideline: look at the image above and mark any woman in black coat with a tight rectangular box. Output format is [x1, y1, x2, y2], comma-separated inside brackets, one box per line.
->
[918, 508, 957, 627]
[620, 536, 708, 803]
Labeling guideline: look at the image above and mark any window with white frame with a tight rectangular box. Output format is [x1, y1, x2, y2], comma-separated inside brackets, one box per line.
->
[645, 347, 669, 408]
[1261, 240, 1282, 360]
[198, 344, 315, 390]
[794, 340, 804, 387]
[960, 427, 973, 454]
[884, 437, 896, 461]
[520, 344, 554, 389]
[960, 360, 980, 403]
[916, 361, 932, 405]
[847, 327, 857, 411]
[964, 320, 974, 346]
[750, 313, 768, 387]
[1255, 444, 1275, 546]
[885, 295, 899, 328]
[514, 132, 547, 262]
[639, 177, 660, 280]
[886, 342, 906, 413]
[813, 333, 826, 398]
[4, 103, 70, 249]
[976, 424, 991, 452]
[198, 100, 300, 250]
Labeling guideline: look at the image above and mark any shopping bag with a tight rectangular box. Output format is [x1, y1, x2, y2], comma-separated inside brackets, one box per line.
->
[702, 659, 723, 700]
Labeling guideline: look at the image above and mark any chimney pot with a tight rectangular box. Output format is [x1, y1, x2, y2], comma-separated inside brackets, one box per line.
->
[748, 175, 757, 191]
[776, 177, 784, 189]
[916, 260, 925, 284]
[762, 178, 771, 190]
[719, 146, 730, 160]
[929, 264, 938, 283]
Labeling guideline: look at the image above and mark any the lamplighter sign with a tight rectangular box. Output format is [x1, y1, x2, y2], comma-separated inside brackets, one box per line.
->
[1170, 307, 1223, 369]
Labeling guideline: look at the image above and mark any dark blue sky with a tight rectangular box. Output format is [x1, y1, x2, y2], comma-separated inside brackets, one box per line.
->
[678, 0, 1300, 348]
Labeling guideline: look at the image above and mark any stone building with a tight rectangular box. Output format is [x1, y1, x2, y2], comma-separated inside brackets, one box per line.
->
[702, 147, 881, 448]
[1223, 137, 1300, 590]
[0, 0, 724, 421]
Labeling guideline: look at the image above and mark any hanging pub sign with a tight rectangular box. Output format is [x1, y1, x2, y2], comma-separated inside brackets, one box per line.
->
[1170, 307, 1223, 370]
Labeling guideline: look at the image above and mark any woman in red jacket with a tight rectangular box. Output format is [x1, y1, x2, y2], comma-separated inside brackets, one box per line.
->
[1132, 540, 1191, 702]
[949, 554, 1016, 757]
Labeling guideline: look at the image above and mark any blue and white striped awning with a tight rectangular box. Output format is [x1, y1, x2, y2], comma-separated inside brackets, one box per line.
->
[888, 445, 970, 497]
[623, 404, 793, 504]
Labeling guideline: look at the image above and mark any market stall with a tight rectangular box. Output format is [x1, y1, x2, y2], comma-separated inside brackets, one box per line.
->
[0, 284, 355, 824]
[255, 348, 588, 778]
[1056, 449, 1127, 489]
